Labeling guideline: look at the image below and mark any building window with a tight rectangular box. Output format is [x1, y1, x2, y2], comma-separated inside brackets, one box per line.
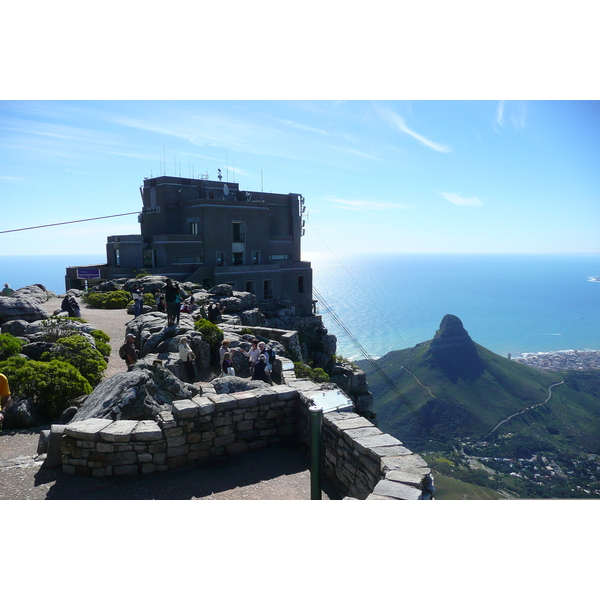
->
[115, 248, 120, 267]
[216, 252, 224, 266]
[298, 276, 305, 293]
[245, 281, 255, 295]
[252, 251, 260, 265]
[172, 256, 203, 264]
[232, 252, 243, 266]
[263, 279, 273, 300]
[143, 248, 157, 268]
[269, 254, 290, 261]
[232, 221, 245, 243]
[188, 221, 199, 235]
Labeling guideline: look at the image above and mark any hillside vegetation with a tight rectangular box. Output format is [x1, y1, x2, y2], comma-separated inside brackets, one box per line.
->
[357, 315, 600, 498]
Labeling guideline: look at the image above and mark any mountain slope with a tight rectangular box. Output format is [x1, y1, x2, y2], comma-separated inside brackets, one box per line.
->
[357, 315, 600, 457]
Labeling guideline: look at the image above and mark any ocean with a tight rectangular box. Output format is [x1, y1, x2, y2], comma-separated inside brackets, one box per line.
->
[311, 253, 600, 361]
[2, 253, 599, 360]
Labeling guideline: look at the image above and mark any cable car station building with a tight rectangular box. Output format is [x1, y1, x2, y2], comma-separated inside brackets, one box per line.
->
[65, 175, 314, 317]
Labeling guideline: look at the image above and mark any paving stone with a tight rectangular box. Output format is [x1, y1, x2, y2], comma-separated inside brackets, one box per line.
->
[381, 453, 430, 475]
[372, 479, 422, 500]
[384, 469, 424, 488]
[132, 420, 163, 441]
[64, 418, 113, 441]
[209, 394, 237, 412]
[365, 444, 412, 460]
[193, 396, 216, 415]
[99, 420, 138, 442]
[172, 399, 199, 419]
[231, 390, 258, 408]
[274, 385, 302, 400]
[352, 433, 403, 450]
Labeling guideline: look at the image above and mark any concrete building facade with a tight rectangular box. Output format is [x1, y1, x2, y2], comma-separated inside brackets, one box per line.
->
[66, 175, 313, 316]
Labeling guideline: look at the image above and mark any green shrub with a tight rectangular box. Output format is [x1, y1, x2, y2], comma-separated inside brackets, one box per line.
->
[194, 318, 224, 348]
[294, 362, 313, 379]
[239, 328, 254, 336]
[90, 329, 111, 360]
[84, 290, 131, 309]
[0, 333, 24, 360]
[194, 318, 223, 366]
[311, 367, 330, 383]
[0, 355, 92, 421]
[293, 362, 330, 383]
[42, 334, 107, 387]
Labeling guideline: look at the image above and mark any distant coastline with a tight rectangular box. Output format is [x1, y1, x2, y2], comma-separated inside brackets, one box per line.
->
[513, 349, 600, 371]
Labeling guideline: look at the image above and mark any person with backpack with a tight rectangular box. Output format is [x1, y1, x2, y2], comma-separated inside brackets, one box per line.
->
[119, 333, 138, 370]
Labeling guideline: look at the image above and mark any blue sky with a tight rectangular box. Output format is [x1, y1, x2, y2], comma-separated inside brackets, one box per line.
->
[1, 100, 598, 258]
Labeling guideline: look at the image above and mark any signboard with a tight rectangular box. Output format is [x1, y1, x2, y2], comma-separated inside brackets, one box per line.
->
[76, 268, 101, 279]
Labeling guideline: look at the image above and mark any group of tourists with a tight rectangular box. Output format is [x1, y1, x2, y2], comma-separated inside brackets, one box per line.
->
[120, 280, 276, 386]
[219, 338, 275, 385]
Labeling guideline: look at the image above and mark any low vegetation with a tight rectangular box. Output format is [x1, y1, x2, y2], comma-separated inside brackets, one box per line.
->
[0, 355, 92, 421]
[84, 290, 131, 309]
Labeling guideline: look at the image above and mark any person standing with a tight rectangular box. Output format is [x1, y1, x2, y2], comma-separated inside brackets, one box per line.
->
[132, 285, 144, 318]
[258, 341, 274, 384]
[121, 333, 138, 370]
[0, 372, 12, 426]
[164, 279, 178, 326]
[178, 336, 196, 381]
[251, 354, 271, 383]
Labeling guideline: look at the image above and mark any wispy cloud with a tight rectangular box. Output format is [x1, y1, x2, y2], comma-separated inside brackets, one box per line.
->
[375, 107, 453, 153]
[326, 198, 413, 211]
[275, 118, 330, 136]
[495, 100, 526, 131]
[0, 175, 25, 180]
[439, 192, 483, 207]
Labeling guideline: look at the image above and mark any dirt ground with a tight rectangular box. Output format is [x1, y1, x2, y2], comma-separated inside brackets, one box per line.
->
[0, 296, 339, 500]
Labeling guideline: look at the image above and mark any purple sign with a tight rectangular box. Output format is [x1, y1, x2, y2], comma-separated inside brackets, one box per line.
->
[76, 268, 101, 279]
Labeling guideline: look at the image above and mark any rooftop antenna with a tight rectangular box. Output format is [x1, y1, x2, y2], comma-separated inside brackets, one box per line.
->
[226, 150, 229, 181]
[163, 146, 166, 175]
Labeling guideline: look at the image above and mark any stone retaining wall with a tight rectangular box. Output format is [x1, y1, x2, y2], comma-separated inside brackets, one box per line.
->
[58, 378, 433, 500]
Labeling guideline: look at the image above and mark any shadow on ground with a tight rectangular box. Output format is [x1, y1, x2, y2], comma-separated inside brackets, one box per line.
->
[34, 441, 342, 500]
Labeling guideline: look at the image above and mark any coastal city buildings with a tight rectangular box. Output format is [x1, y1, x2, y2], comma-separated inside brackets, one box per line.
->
[65, 175, 314, 316]
[513, 350, 600, 371]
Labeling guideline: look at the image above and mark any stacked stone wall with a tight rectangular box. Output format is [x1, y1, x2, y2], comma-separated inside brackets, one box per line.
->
[61, 385, 300, 477]
[58, 379, 432, 500]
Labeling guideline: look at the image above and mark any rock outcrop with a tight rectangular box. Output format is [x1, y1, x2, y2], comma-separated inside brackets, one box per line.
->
[0, 285, 51, 324]
[427, 314, 484, 382]
[72, 362, 199, 422]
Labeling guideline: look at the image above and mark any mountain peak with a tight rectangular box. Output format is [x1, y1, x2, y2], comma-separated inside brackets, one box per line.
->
[430, 314, 474, 350]
[428, 314, 483, 382]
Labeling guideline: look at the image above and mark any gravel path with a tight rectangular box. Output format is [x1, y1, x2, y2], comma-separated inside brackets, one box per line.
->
[1, 295, 338, 500]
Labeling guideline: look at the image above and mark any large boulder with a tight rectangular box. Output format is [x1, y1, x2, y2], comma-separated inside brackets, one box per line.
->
[71, 362, 198, 422]
[12, 284, 50, 304]
[0, 296, 51, 325]
[232, 291, 257, 310]
[122, 276, 169, 293]
[125, 312, 202, 357]
[20, 341, 55, 361]
[208, 284, 233, 296]
[2, 396, 39, 429]
[0, 319, 29, 337]
[212, 376, 270, 395]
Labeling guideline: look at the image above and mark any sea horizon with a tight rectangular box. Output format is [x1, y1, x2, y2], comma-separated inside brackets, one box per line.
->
[1, 252, 599, 361]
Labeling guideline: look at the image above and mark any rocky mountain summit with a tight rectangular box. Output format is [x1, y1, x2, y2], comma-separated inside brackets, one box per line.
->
[427, 314, 484, 382]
